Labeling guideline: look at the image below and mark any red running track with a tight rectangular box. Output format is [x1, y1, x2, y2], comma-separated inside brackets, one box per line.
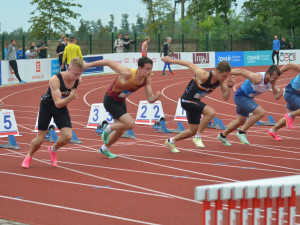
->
[0, 66, 299, 225]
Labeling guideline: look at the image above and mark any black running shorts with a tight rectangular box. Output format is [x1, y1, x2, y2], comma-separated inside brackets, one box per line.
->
[103, 94, 127, 120]
[180, 97, 206, 124]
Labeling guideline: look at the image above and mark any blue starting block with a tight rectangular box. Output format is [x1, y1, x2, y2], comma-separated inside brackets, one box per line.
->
[206, 117, 226, 130]
[0, 135, 20, 150]
[95, 128, 136, 139]
[46, 130, 82, 144]
[153, 121, 185, 134]
[256, 115, 276, 126]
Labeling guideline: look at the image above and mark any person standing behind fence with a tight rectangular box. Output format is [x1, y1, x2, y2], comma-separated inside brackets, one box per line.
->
[114, 33, 131, 53]
[56, 39, 66, 71]
[272, 35, 280, 66]
[141, 37, 150, 57]
[5, 40, 25, 83]
[16, 46, 24, 59]
[160, 37, 175, 76]
[62, 37, 83, 70]
[123, 34, 135, 52]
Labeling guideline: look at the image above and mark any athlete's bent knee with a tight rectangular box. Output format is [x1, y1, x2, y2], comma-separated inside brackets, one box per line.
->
[126, 120, 135, 130]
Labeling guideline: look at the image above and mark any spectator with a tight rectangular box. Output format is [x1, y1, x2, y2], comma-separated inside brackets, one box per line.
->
[64, 38, 69, 46]
[272, 35, 280, 66]
[281, 37, 288, 50]
[4, 43, 9, 59]
[16, 46, 24, 59]
[26, 46, 38, 59]
[114, 33, 131, 53]
[56, 39, 66, 71]
[37, 40, 49, 58]
[160, 37, 175, 76]
[61, 34, 66, 45]
[62, 37, 83, 70]
[141, 36, 150, 57]
[289, 41, 296, 49]
[123, 34, 135, 52]
[5, 40, 25, 83]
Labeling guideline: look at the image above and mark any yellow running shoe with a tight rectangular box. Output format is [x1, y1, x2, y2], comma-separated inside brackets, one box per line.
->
[165, 139, 180, 153]
[192, 137, 205, 148]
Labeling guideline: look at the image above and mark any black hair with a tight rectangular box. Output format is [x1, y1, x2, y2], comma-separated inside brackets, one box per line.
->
[138, 57, 153, 68]
[266, 65, 281, 76]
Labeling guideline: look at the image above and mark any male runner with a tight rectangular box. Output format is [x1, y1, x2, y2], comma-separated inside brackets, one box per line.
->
[84, 57, 161, 158]
[268, 63, 300, 140]
[141, 37, 150, 57]
[217, 65, 283, 146]
[162, 56, 235, 152]
[22, 58, 84, 168]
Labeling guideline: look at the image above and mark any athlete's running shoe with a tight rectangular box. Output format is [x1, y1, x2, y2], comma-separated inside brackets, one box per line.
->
[162, 73, 166, 76]
[236, 132, 250, 145]
[99, 148, 117, 158]
[285, 113, 294, 130]
[48, 146, 57, 167]
[21, 156, 32, 168]
[217, 133, 232, 146]
[192, 137, 205, 148]
[268, 130, 282, 141]
[102, 124, 110, 144]
[171, 72, 176, 75]
[165, 139, 180, 153]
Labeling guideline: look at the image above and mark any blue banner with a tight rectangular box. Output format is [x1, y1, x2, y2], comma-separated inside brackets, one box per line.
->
[83, 56, 104, 74]
[215, 51, 244, 67]
[244, 51, 273, 66]
[51, 59, 61, 76]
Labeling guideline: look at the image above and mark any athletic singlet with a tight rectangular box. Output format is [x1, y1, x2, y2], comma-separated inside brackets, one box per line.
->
[182, 71, 220, 100]
[289, 73, 300, 91]
[41, 73, 79, 107]
[106, 69, 146, 102]
[141, 42, 148, 57]
[235, 72, 271, 99]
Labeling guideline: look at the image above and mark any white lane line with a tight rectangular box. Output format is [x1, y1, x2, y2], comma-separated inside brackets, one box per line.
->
[0, 195, 160, 225]
[0, 171, 171, 199]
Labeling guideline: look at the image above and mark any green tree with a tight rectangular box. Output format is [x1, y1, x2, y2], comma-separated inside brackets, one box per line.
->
[29, 0, 82, 38]
[121, 14, 130, 33]
[136, 14, 145, 35]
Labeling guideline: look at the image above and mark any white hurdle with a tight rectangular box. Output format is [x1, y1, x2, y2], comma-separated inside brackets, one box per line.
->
[195, 175, 300, 225]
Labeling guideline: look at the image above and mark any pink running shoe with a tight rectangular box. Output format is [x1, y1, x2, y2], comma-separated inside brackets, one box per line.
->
[22, 156, 32, 168]
[268, 130, 282, 141]
[285, 113, 294, 130]
[48, 146, 57, 167]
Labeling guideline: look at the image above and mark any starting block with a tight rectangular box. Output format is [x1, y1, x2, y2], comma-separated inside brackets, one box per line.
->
[45, 130, 82, 144]
[0, 135, 20, 150]
[95, 128, 136, 139]
[256, 115, 276, 126]
[206, 117, 226, 130]
[153, 120, 185, 134]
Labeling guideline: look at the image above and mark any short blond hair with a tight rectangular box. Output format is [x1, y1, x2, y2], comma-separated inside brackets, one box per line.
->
[145, 36, 150, 41]
[70, 58, 84, 71]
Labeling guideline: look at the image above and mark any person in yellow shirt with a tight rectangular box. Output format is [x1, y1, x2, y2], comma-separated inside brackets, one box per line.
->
[62, 37, 83, 70]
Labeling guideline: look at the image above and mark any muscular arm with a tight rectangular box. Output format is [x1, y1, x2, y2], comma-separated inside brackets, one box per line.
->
[50, 76, 79, 108]
[280, 63, 300, 74]
[162, 56, 207, 81]
[271, 81, 284, 100]
[219, 75, 235, 100]
[84, 60, 132, 80]
[145, 78, 161, 103]
[230, 68, 262, 84]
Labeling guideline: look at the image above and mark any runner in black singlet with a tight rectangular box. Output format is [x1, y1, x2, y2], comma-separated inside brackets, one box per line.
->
[161, 56, 235, 153]
[22, 58, 84, 169]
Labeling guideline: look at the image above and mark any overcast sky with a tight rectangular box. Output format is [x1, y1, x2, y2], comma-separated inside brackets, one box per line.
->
[0, 0, 245, 33]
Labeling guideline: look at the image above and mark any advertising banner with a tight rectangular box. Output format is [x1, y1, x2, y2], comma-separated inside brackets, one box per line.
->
[215, 51, 244, 67]
[25, 59, 51, 82]
[83, 56, 104, 75]
[244, 51, 273, 66]
[51, 59, 61, 76]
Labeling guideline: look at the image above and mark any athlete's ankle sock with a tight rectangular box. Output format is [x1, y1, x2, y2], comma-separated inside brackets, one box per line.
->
[220, 133, 226, 138]
[238, 130, 246, 134]
[101, 144, 109, 152]
[51, 146, 56, 152]
[288, 112, 294, 118]
[169, 138, 175, 144]
[105, 125, 112, 133]
[194, 133, 201, 138]
[270, 128, 275, 133]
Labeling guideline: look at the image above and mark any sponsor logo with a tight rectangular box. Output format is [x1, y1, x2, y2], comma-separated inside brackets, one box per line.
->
[124, 58, 129, 63]
[247, 55, 260, 61]
[36, 61, 41, 72]
[193, 53, 209, 64]
[32, 75, 44, 79]
[279, 52, 296, 62]
[218, 55, 231, 62]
